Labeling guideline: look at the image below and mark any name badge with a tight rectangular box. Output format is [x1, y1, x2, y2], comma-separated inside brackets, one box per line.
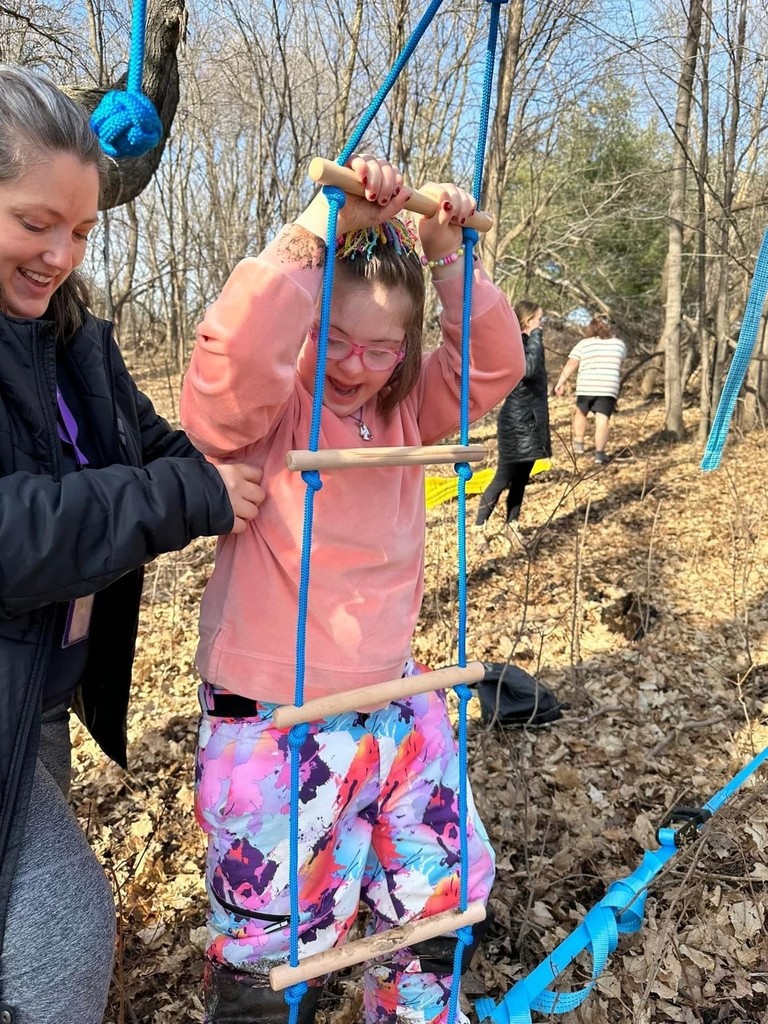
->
[61, 594, 94, 648]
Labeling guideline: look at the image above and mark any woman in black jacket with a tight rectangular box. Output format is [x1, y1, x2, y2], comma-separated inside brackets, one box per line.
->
[475, 300, 551, 531]
[0, 66, 265, 1024]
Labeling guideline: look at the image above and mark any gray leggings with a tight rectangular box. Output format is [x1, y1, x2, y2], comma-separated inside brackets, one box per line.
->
[0, 704, 116, 1024]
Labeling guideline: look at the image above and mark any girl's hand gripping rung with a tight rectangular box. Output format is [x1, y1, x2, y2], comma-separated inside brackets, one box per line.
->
[308, 158, 493, 233]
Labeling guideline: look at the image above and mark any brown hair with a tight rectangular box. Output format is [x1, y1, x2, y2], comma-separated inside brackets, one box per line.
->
[514, 299, 542, 333]
[0, 64, 107, 340]
[586, 316, 614, 339]
[335, 233, 425, 417]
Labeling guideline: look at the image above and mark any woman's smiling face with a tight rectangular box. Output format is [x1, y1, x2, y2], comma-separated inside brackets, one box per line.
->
[0, 152, 99, 319]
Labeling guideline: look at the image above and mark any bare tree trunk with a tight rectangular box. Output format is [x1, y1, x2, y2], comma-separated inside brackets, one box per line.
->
[713, 0, 748, 428]
[480, 0, 524, 277]
[109, 201, 140, 339]
[334, 0, 364, 154]
[659, 0, 703, 439]
[696, 0, 712, 444]
[388, 0, 410, 172]
[69, 0, 187, 210]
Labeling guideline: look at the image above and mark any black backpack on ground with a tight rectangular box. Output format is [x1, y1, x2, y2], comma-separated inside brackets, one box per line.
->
[474, 662, 565, 727]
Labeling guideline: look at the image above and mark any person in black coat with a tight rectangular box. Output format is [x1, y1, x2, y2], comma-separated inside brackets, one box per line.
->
[0, 66, 266, 1024]
[475, 300, 551, 530]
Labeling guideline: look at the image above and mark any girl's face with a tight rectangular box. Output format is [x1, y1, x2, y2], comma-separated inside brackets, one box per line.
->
[299, 276, 412, 416]
[0, 152, 99, 319]
[524, 308, 543, 332]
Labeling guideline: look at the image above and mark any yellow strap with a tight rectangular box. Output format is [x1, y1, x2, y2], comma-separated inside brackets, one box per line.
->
[425, 460, 552, 509]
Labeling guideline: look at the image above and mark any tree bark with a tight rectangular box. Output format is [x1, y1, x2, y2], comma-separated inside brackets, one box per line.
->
[659, 0, 703, 440]
[696, 0, 711, 444]
[712, 0, 747, 430]
[67, 0, 187, 210]
[480, 0, 524, 278]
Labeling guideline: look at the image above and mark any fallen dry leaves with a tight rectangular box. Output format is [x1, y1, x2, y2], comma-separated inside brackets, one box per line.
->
[70, 365, 768, 1024]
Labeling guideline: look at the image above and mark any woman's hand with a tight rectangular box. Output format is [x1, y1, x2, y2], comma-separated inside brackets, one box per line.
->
[295, 154, 412, 239]
[412, 182, 476, 275]
[214, 463, 265, 534]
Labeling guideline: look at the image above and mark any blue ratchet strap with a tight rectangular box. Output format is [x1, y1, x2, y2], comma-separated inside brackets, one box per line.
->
[476, 745, 768, 1023]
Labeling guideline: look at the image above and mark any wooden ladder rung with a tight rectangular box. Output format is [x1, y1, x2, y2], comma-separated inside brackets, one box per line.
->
[309, 157, 494, 234]
[286, 444, 486, 472]
[272, 661, 484, 729]
[269, 901, 486, 990]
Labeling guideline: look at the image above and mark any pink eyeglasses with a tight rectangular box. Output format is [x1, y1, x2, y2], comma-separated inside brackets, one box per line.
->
[309, 325, 405, 372]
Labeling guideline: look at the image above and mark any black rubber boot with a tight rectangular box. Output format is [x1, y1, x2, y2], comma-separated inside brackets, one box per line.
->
[407, 904, 495, 976]
[204, 961, 322, 1024]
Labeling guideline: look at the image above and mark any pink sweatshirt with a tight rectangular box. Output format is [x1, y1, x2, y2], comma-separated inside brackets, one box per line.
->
[181, 250, 523, 706]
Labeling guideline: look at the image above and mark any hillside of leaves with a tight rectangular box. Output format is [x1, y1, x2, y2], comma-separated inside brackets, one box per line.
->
[70, 358, 768, 1024]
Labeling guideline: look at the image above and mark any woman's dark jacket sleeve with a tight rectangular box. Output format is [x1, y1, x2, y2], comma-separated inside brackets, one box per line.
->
[0, 373, 233, 618]
[522, 327, 546, 379]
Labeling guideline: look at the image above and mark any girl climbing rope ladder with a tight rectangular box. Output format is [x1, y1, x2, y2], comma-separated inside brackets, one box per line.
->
[181, 154, 524, 1023]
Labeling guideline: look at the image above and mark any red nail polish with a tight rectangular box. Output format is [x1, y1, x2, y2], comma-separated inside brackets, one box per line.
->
[394, 186, 401, 196]
[369, 192, 377, 201]
[443, 201, 453, 212]
[362, 175, 368, 186]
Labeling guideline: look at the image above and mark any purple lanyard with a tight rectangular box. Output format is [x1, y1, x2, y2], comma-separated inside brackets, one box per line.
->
[56, 386, 89, 467]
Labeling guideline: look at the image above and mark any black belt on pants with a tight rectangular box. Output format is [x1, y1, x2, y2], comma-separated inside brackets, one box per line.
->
[206, 691, 263, 718]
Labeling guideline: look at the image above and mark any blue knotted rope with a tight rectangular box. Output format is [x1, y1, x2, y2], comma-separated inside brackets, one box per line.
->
[287, 721, 311, 1024]
[90, 0, 163, 158]
[445, 3, 503, 1015]
[475, 744, 768, 1024]
[282, 188, 345, 1022]
[701, 227, 768, 471]
[285, 4, 507, 1021]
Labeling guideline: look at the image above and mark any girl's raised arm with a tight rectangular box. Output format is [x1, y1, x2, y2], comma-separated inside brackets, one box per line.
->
[181, 228, 325, 457]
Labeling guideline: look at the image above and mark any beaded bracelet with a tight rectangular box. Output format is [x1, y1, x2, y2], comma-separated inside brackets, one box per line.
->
[420, 246, 465, 269]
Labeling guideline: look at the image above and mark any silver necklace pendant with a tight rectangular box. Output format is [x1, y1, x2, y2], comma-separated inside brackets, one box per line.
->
[350, 407, 373, 441]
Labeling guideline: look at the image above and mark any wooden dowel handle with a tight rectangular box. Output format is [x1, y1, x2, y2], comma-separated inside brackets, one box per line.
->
[272, 661, 485, 729]
[309, 158, 493, 234]
[269, 901, 487, 990]
[286, 444, 486, 472]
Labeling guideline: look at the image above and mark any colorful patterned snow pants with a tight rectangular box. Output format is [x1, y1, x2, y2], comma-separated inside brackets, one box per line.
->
[195, 684, 496, 1024]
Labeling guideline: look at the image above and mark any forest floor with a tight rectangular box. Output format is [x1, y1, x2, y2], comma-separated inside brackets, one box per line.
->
[72, 368, 768, 1024]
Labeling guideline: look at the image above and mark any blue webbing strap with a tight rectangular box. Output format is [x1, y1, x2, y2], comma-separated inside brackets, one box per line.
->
[475, 745, 768, 1024]
[701, 228, 768, 471]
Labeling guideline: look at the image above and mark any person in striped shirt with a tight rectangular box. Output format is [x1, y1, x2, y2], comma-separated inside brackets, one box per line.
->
[554, 316, 626, 464]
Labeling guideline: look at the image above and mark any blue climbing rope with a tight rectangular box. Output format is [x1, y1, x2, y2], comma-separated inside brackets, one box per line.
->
[701, 227, 768, 471]
[447, 7, 505, 1018]
[283, 187, 346, 1024]
[90, 0, 163, 158]
[475, 744, 768, 1024]
[286, 3, 507, 1020]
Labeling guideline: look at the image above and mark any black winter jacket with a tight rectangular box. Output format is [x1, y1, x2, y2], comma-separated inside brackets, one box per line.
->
[496, 328, 552, 463]
[0, 309, 234, 993]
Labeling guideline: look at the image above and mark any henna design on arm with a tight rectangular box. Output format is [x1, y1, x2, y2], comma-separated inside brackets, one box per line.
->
[274, 226, 327, 270]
